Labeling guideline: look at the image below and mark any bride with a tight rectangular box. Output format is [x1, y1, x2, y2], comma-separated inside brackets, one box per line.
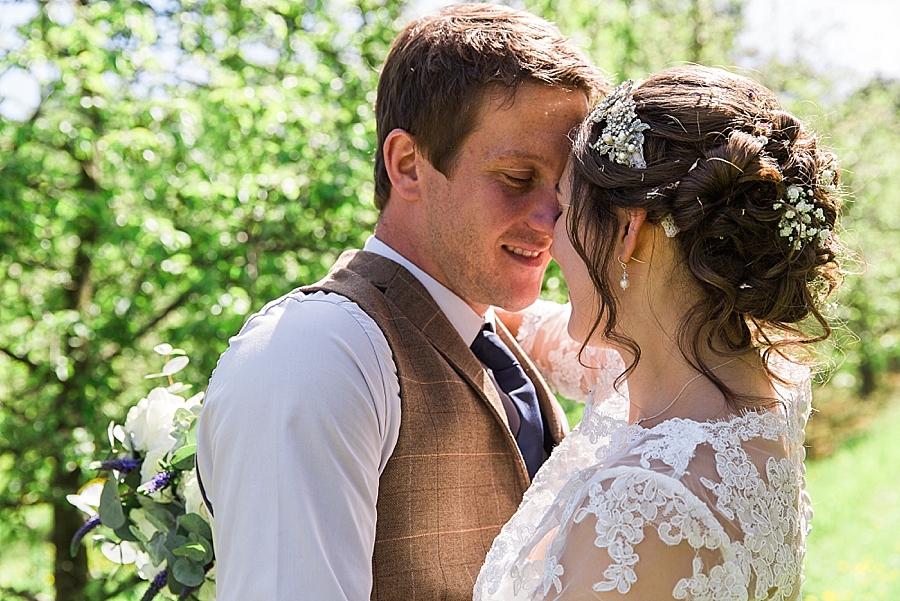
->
[474, 66, 846, 600]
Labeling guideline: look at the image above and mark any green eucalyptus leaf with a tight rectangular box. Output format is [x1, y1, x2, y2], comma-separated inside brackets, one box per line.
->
[194, 534, 214, 564]
[113, 521, 140, 542]
[167, 575, 185, 595]
[172, 557, 206, 587]
[146, 533, 167, 566]
[129, 525, 149, 544]
[165, 533, 189, 553]
[138, 500, 176, 531]
[173, 408, 194, 423]
[99, 478, 126, 530]
[178, 512, 213, 541]
[172, 541, 207, 561]
[170, 444, 196, 470]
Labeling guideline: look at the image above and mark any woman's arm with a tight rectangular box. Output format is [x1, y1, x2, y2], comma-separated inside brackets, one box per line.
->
[498, 300, 623, 403]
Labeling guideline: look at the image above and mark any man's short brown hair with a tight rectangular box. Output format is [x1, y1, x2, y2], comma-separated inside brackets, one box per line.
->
[373, 3, 607, 209]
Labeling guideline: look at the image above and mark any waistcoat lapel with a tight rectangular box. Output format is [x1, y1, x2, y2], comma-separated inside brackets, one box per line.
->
[322, 249, 566, 445]
[340, 250, 514, 431]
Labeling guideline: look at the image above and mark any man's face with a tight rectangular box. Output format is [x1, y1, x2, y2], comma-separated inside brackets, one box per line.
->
[415, 84, 589, 314]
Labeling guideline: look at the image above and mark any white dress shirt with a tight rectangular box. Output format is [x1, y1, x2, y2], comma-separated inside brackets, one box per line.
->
[197, 236, 512, 601]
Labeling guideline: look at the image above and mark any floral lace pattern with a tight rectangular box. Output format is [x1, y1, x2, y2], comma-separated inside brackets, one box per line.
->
[476, 301, 812, 601]
[517, 300, 624, 403]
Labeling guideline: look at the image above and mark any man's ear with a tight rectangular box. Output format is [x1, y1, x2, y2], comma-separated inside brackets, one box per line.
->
[618, 209, 648, 263]
[383, 129, 420, 201]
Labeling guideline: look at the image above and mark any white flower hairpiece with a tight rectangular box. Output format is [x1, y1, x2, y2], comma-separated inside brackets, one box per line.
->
[590, 80, 650, 169]
[773, 184, 830, 250]
[818, 159, 839, 193]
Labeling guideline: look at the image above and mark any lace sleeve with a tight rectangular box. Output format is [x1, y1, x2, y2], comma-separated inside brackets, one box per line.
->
[541, 468, 733, 601]
[516, 300, 624, 403]
[547, 507, 712, 600]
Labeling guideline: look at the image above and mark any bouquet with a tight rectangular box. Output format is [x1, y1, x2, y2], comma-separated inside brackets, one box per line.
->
[68, 344, 215, 600]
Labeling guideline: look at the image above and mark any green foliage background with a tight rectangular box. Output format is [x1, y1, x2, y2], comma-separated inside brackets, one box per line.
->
[0, 0, 897, 599]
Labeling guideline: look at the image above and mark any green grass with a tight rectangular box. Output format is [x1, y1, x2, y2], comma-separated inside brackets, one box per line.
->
[803, 398, 900, 600]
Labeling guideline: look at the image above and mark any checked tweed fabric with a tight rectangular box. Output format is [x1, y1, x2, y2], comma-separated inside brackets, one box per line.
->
[304, 250, 565, 601]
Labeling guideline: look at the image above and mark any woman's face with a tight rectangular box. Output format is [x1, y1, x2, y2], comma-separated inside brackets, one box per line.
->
[551, 158, 603, 345]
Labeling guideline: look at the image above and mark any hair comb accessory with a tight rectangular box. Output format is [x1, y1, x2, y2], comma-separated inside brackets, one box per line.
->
[590, 80, 650, 169]
[660, 214, 680, 237]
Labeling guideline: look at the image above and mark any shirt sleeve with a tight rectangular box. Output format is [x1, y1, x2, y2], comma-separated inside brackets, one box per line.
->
[197, 291, 400, 601]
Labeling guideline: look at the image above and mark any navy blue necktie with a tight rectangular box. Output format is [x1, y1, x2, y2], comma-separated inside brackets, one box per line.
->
[470, 324, 545, 479]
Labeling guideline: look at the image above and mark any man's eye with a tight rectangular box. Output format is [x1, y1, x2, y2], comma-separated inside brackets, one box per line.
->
[501, 172, 533, 187]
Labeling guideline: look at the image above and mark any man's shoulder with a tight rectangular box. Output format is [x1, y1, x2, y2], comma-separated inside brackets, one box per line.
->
[204, 288, 397, 403]
[239, 289, 381, 347]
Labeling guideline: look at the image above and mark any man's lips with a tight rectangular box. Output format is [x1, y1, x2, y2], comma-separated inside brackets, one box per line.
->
[503, 244, 545, 259]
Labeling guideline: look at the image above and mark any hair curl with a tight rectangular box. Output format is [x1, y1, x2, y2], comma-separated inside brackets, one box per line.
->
[569, 65, 846, 410]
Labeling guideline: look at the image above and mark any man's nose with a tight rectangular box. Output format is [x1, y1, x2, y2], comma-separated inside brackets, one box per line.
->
[527, 186, 559, 235]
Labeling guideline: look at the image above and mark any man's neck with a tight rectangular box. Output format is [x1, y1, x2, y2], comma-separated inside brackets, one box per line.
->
[364, 236, 489, 345]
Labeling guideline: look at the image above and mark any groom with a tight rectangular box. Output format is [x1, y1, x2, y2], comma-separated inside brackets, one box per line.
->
[197, 4, 605, 600]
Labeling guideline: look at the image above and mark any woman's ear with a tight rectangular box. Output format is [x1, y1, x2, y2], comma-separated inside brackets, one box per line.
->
[618, 209, 648, 263]
[383, 129, 420, 201]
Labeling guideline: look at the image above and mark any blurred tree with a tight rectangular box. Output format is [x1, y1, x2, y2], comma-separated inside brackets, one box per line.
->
[823, 79, 900, 396]
[0, 0, 402, 598]
[529, 0, 743, 80]
[3, 0, 895, 598]
[757, 65, 900, 397]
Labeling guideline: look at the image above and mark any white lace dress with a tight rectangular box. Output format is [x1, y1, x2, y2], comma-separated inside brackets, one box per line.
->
[474, 301, 813, 601]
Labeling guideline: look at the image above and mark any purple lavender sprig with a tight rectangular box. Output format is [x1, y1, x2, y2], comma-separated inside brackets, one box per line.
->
[99, 458, 141, 474]
[69, 513, 101, 556]
[140, 569, 168, 601]
[140, 470, 174, 494]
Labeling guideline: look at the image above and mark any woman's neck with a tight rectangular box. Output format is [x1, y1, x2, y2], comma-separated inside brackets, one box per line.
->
[620, 337, 772, 426]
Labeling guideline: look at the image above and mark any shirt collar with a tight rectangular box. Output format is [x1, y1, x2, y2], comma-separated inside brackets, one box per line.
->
[364, 236, 491, 346]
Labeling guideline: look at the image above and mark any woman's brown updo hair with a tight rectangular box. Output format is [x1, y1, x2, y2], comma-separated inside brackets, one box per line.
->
[568, 65, 846, 410]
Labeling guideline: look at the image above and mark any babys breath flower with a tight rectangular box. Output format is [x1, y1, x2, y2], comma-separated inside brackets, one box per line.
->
[818, 159, 839, 193]
[773, 185, 830, 250]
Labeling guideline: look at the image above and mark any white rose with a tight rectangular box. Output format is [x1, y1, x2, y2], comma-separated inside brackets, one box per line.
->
[101, 540, 139, 564]
[179, 468, 205, 517]
[125, 387, 189, 454]
[66, 481, 103, 515]
[140, 447, 170, 487]
[135, 550, 166, 580]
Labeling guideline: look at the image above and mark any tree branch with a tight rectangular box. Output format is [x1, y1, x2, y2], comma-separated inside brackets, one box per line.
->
[0, 585, 40, 601]
[100, 289, 192, 362]
[0, 346, 38, 371]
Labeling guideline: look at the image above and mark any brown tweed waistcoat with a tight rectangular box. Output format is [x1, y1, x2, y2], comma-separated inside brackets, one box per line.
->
[303, 250, 566, 601]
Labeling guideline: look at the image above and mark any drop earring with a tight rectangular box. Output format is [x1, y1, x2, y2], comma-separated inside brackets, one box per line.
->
[617, 254, 646, 291]
[617, 255, 630, 290]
